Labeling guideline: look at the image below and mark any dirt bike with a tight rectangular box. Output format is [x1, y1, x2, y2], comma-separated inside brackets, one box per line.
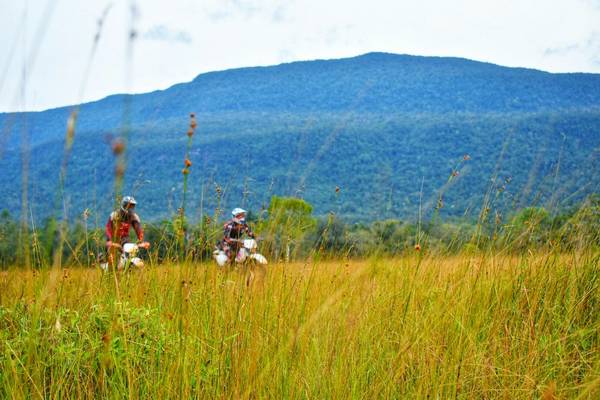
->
[213, 238, 268, 286]
[100, 241, 150, 272]
[213, 238, 268, 267]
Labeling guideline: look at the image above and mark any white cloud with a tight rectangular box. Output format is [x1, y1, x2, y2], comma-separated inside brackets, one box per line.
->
[142, 25, 192, 44]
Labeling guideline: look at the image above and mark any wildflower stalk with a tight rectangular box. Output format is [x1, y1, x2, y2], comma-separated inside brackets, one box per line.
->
[179, 113, 197, 258]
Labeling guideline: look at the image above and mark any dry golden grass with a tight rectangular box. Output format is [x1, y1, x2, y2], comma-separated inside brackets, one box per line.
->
[1, 251, 599, 398]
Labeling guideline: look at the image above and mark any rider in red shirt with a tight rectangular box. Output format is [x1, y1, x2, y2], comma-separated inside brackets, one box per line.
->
[105, 196, 145, 264]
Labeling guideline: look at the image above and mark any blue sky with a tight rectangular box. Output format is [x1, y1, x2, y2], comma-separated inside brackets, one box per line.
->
[1, 0, 599, 112]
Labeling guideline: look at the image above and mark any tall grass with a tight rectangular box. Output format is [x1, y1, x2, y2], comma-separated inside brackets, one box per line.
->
[1, 250, 598, 398]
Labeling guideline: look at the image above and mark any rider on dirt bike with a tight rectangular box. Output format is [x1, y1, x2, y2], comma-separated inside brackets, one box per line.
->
[220, 208, 255, 262]
[105, 196, 149, 265]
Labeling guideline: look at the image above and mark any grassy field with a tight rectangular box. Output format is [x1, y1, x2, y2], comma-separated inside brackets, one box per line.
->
[1, 251, 599, 399]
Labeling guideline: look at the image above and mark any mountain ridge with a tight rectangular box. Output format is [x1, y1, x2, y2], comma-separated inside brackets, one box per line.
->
[2, 51, 599, 116]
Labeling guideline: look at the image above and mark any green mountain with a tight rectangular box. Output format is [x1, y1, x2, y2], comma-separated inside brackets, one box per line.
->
[1, 52, 599, 222]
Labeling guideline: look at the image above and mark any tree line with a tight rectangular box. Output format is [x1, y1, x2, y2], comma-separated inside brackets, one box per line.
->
[0, 194, 598, 268]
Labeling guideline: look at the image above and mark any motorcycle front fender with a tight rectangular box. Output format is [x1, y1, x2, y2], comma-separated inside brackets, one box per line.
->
[214, 251, 229, 267]
[249, 253, 268, 265]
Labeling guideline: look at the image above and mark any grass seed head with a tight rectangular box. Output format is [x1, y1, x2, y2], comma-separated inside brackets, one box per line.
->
[66, 111, 77, 147]
[437, 197, 444, 209]
[111, 139, 125, 155]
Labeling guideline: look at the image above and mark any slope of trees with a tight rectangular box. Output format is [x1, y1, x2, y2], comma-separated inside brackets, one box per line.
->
[1, 53, 599, 222]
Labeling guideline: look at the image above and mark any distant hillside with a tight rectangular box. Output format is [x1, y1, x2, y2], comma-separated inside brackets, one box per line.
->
[1, 52, 599, 222]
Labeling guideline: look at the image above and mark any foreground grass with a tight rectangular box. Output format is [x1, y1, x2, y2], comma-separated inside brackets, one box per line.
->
[1, 252, 599, 399]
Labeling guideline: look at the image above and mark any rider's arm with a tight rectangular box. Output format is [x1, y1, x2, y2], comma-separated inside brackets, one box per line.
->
[130, 212, 144, 242]
[132, 220, 144, 241]
[245, 223, 255, 238]
[105, 216, 114, 242]
[223, 222, 234, 243]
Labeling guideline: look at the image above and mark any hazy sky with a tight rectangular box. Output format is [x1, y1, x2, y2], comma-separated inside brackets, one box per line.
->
[1, 0, 599, 112]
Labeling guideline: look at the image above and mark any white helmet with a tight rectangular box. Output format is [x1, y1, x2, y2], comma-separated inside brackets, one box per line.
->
[231, 207, 246, 217]
[121, 195, 137, 212]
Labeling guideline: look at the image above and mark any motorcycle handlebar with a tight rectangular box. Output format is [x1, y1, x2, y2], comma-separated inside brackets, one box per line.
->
[107, 241, 150, 249]
[227, 238, 259, 243]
